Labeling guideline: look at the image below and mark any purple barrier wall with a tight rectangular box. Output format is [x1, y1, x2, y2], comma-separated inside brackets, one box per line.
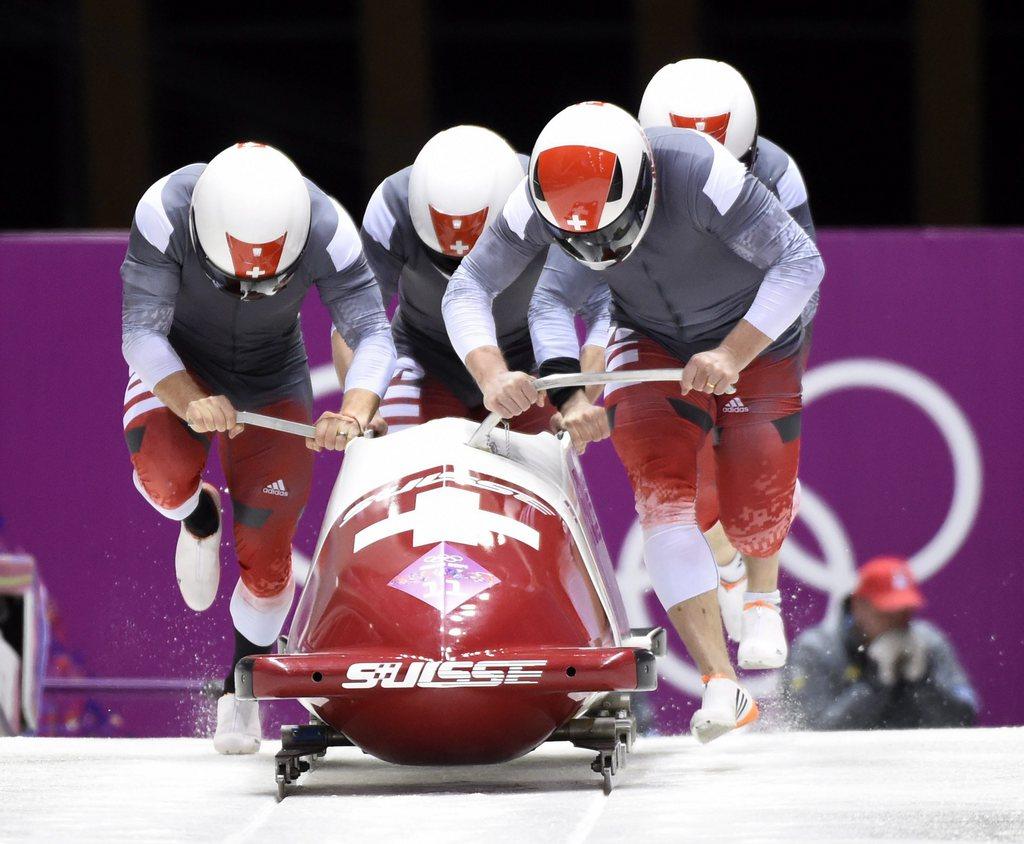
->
[1, 230, 1021, 736]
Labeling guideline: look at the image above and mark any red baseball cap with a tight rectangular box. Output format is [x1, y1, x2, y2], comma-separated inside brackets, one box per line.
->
[853, 557, 925, 612]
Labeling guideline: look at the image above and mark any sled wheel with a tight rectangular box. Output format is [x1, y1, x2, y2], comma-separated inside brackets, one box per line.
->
[602, 765, 613, 795]
[276, 779, 287, 802]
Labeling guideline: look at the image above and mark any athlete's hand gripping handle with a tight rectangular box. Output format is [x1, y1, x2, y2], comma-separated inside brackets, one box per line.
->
[468, 369, 734, 450]
[233, 411, 376, 449]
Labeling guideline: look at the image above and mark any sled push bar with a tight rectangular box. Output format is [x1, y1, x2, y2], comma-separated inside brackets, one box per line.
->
[233, 368, 732, 447]
[232, 413, 380, 440]
[468, 368, 735, 450]
[232, 411, 317, 439]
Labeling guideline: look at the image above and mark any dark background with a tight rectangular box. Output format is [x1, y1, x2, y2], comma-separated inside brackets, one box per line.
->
[4, 0, 1020, 230]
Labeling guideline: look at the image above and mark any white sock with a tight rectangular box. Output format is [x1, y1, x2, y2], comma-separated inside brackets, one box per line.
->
[229, 576, 296, 647]
[642, 524, 719, 610]
[743, 589, 781, 608]
[718, 552, 746, 583]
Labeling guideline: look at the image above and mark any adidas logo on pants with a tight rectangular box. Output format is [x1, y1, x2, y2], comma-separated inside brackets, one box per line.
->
[263, 479, 289, 496]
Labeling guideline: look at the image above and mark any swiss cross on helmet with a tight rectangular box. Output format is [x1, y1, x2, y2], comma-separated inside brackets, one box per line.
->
[189, 142, 312, 301]
[408, 125, 525, 275]
[529, 102, 655, 270]
[639, 58, 758, 167]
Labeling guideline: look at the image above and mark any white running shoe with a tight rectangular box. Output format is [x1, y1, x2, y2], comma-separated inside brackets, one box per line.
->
[737, 600, 788, 669]
[716, 553, 747, 643]
[690, 674, 759, 744]
[175, 482, 221, 612]
[213, 693, 262, 754]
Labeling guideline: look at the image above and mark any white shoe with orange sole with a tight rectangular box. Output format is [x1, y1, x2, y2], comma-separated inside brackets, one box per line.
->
[737, 599, 788, 670]
[690, 674, 759, 744]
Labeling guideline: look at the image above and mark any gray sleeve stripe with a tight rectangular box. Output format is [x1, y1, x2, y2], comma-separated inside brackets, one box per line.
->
[501, 177, 534, 239]
[135, 175, 175, 254]
[777, 156, 809, 210]
[699, 134, 746, 215]
[361, 181, 397, 249]
[326, 197, 364, 272]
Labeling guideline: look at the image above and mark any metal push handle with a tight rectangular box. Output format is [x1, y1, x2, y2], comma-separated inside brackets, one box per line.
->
[235, 367, 731, 448]
[234, 412, 376, 441]
[236, 411, 318, 439]
[467, 368, 733, 450]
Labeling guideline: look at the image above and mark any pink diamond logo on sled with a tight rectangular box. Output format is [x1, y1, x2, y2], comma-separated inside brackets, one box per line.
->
[388, 542, 500, 615]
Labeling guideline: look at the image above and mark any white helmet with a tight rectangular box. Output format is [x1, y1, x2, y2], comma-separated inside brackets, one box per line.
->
[529, 102, 655, 270]
[190, 142, 311, 301]
[408, 125, 524, 269]
[639, 58, 758, 164]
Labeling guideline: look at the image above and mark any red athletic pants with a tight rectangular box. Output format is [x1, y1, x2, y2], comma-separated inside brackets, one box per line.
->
[605, 328, 802, 558]
[122, 373, 312, 598]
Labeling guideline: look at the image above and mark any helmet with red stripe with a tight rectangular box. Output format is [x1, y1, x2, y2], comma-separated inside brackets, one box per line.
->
[190, 142, 311, 302]
[409, 126, 525, 273]
[529, 102, 655, 270]
[639, 58, 758, 166]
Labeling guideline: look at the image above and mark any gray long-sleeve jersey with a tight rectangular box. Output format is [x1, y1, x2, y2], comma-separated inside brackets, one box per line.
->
[752, 137, 814, 235]
[121, 164, 396, 409]
[751, 136, 819, 325]
[781, 613, 979, 730]
[443, 127, 824, 367]
[528, 134, 817, 364]
[359, 158, 608, 406]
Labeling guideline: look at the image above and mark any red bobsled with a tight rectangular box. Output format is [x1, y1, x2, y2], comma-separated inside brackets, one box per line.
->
[235, 416, 664, 798]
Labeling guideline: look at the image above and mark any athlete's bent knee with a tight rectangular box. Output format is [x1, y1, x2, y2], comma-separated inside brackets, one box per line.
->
[131, 461, 203, 520]
[642, 524, 718, 610]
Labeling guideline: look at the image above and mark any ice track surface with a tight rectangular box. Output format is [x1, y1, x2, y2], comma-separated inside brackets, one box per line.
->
[2, 728, 1022, 842]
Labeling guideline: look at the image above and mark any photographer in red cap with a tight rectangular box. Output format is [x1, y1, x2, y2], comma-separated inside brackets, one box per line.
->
[782, 557, 978, 730]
